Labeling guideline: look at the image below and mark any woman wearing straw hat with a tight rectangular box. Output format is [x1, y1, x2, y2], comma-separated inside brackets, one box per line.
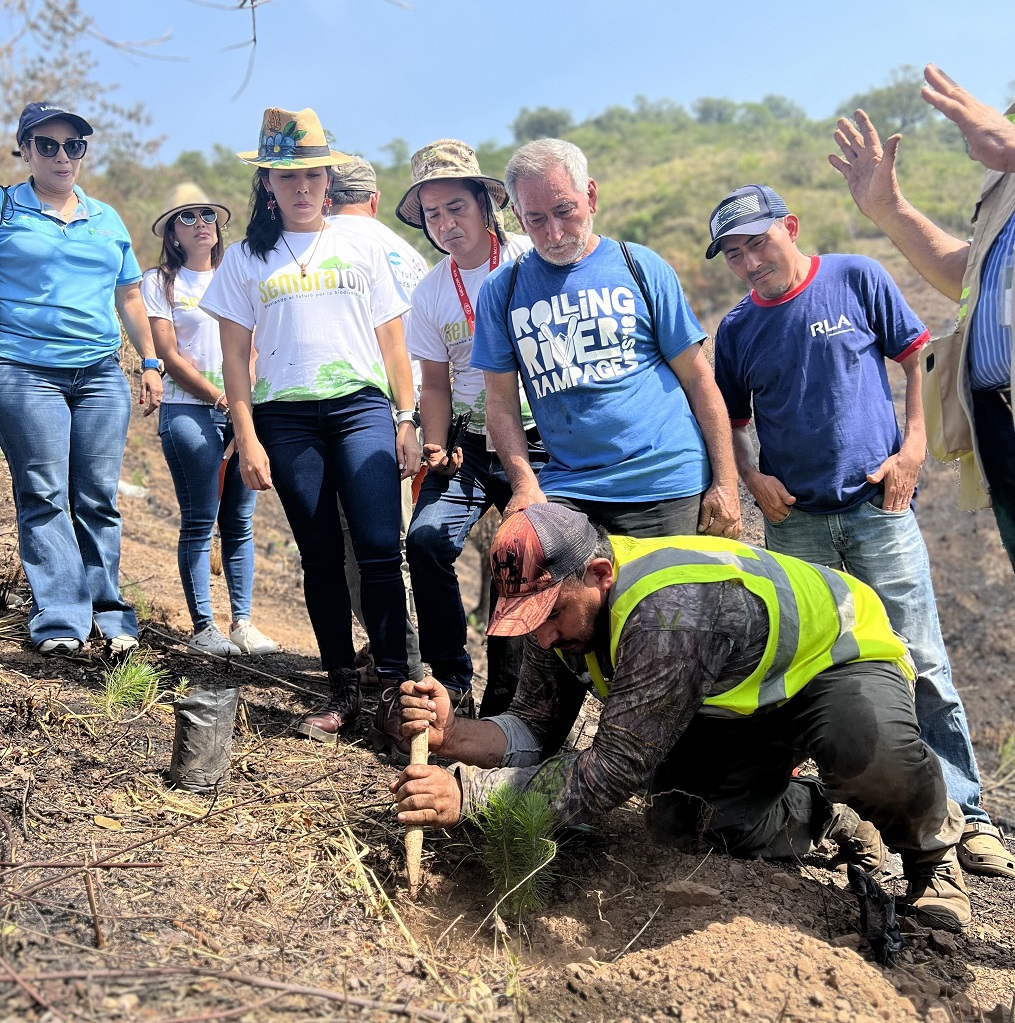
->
[0, 102, 163, 659]
[201, 107, 423, 742]
[141, 182, 278, 659]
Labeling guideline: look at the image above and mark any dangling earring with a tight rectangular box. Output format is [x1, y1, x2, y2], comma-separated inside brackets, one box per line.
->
[266, 195, 277, 220]
[323, 196, 333, 214]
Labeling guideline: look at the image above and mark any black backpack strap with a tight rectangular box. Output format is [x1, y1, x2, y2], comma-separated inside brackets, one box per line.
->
[0, 185, 10, 225]
[502, 255, 522, 340]
[620, 240, 655, 336]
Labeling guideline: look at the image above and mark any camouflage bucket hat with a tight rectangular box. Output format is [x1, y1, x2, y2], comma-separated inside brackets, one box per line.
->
[238, 106, 352, 169]
[395, 138, 508, 229]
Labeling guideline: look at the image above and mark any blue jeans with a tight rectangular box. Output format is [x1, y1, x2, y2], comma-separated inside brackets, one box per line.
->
[253, 389, 407, 681]
[0, 355, 137, 644]
[407, 431, 545, 691]
[764, 497, 987, 824]
[159, 403, 256, 632]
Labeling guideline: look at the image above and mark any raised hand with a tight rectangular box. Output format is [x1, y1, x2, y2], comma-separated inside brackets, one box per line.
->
[829, 109, 904, 222]
[921, 64, 1015, 174]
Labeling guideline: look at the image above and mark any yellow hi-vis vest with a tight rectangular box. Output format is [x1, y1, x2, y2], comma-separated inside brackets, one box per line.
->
[575, 535, 913, 717]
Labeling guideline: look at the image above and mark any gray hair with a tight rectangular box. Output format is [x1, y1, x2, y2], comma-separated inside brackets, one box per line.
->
[568, 521, 614, 584]
[328, 188, 374, 208]
[504, 138, 590, 207]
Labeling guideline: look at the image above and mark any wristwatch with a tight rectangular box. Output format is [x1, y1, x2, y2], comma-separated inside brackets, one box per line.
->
[141, 358, 163, 372]
[395, 409, 416, 426]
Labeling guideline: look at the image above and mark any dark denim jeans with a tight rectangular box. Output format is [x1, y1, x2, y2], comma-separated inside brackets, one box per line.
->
[159, 403, 256, 632]
[972, 386, 1015, 574]
[0, 355, 136, 644]
[407, 431, 545, 692]
[253, 389, 407, 681]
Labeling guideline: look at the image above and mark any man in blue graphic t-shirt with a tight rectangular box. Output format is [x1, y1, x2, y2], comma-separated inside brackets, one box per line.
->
[471, 138, 740, 546]
[708, 183, 1014, 881]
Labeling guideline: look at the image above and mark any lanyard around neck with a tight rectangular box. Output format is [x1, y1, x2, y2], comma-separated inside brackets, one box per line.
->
[448, 232, 500, 335]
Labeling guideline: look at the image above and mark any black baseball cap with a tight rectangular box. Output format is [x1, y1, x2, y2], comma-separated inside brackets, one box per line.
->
[705, 184, 790, 259]
[16, 102, 93, 146]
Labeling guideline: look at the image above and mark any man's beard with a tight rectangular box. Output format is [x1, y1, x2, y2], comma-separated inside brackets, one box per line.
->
[538, 214, 593, 266]
[552, 601, 608, 655]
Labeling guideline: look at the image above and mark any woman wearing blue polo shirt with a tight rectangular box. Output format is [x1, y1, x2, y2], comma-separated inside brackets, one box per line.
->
[0, 103, 163, 657]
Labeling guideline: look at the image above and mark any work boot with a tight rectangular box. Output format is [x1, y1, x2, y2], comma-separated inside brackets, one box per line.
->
[901, 845, 971, 933]
[371, 682, 411, 763]
[296, 668, 361, 744]
[958, 822, 1015, 878]
[826, 803, 889, 873]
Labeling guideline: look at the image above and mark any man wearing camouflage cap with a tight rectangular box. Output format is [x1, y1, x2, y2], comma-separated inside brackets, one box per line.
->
[391, 502, 972, 934]
[380, 139, 544, 742]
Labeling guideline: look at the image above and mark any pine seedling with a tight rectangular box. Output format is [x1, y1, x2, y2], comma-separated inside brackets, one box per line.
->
[472, 784, 558, 924]
[97, 650, 171, 719]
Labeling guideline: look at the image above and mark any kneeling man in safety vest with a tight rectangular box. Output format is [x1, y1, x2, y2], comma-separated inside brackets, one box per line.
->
[391, 503, 971, 932]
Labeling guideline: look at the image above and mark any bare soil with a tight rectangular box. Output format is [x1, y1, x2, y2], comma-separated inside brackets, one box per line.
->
[0, 261, 1013, 1022]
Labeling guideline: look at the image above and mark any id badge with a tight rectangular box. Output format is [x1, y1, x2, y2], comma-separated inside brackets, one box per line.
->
[999, 246, 1013, 329]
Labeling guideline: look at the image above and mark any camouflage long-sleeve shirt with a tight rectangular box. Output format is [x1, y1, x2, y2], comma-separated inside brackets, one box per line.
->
[456, 580, 772, 827]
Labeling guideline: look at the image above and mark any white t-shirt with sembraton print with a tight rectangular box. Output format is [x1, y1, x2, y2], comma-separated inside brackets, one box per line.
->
[200, 225, 409, 404]
[141, 266, 223, 405]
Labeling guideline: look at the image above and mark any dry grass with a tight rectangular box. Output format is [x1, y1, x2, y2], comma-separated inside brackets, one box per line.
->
[0, 656, 534, 1023]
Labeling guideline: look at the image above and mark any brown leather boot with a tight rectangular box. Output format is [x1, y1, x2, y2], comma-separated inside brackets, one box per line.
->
[902, 845, 971, 933]
[370, 683, 410, 763]
[297, 668, 361, 744]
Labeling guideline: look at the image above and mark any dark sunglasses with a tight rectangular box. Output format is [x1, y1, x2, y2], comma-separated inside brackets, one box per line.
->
[27, 135, 88, 160]
[175, 208, 218, 226]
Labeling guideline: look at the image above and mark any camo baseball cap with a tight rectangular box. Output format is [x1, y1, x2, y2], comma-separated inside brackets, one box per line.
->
[395, 138, 508, 229]
[487, 504, 599, 637]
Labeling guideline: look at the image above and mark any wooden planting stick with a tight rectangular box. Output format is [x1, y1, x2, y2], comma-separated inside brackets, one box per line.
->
[405, 727, 428, 898]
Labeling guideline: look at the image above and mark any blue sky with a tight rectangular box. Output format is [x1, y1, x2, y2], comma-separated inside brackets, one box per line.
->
[34, 0, 1015, 164]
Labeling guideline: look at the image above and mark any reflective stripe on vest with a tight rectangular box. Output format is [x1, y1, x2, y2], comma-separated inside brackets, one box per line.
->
[574, 535, 912, 717]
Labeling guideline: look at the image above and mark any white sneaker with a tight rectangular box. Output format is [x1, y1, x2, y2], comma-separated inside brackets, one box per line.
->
[107, 635, 138, 657]
[38, 637, 82, 656]
[187, 623, 241, 657]
[230, 620, 278, 655]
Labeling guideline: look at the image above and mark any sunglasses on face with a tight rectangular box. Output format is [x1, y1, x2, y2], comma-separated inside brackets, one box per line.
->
[27, 135, 88, 160]
[175, 208, 218, 227]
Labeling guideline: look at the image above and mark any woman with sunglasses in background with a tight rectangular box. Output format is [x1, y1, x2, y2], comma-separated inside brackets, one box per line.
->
[141, 183, 278, 659]
[201, 107, 423, 743]
[0, 102, 163, 658]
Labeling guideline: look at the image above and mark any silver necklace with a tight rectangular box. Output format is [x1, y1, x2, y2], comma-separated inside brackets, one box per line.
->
[280, 224, 326, 278]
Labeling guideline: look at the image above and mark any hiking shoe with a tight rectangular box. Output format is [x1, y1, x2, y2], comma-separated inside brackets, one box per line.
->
[229, 620, 278, 655]
[902, 846, 972, 933]
[107, 635, 138, 658]
[297, 668, 361, 744]
[187, 624, 242, 657]
[371, 683, 411, 762]
[37, 637, 82, 656]
[826, 803, 889, 873]
[958, 822, 1015, 879]
[448, 687, 476, 719]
